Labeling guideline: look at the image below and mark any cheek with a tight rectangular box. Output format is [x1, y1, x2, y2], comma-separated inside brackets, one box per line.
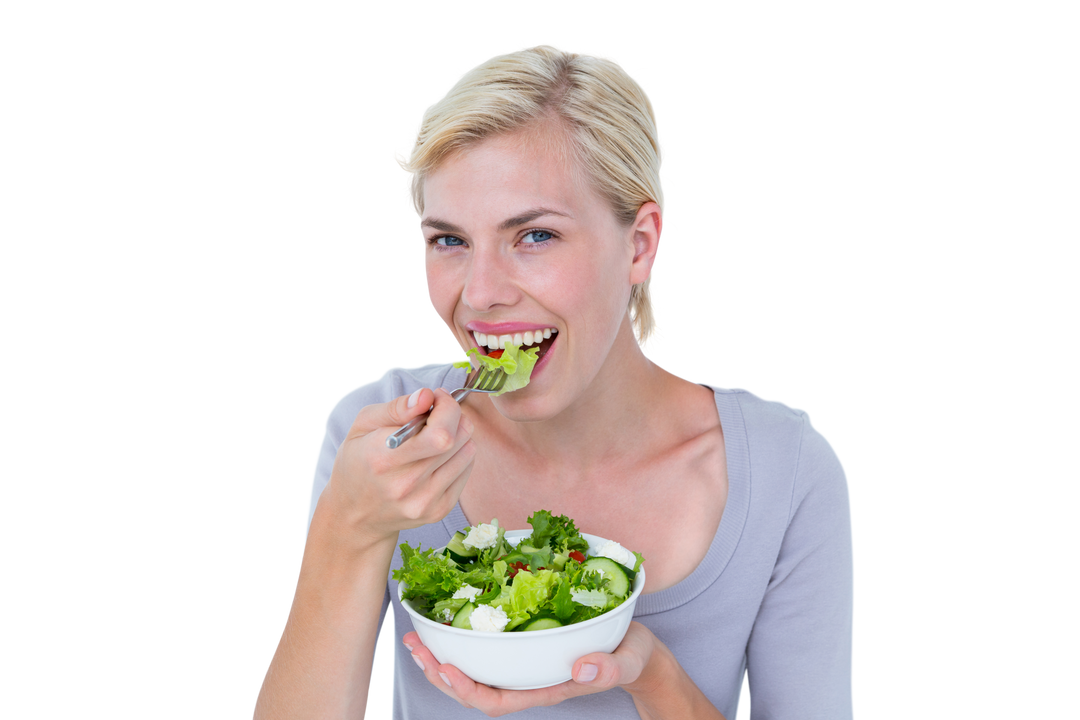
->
[573, 249, 631, 316]
[425, 260, 458, 323]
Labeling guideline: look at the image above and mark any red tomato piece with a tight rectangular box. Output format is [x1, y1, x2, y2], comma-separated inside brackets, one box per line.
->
[507, 561, 529, 579]
[488, 349, 504, 359]
[568, 550, 586, 563]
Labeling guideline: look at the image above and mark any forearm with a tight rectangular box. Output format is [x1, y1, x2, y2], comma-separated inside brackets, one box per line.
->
[627, 640, 726, 720]
[255, 498, 398, 720]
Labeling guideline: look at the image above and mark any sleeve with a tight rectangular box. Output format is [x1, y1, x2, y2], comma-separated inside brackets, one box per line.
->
[746, 415, 853, 720]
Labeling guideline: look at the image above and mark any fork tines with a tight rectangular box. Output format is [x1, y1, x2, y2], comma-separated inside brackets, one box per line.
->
[472, 368, 509, 393]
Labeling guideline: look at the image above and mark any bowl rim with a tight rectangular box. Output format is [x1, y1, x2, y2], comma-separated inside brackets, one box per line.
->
[397, 529, 646, 637]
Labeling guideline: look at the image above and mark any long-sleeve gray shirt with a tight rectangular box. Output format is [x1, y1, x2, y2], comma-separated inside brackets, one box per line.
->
[309, 364, 853, 719]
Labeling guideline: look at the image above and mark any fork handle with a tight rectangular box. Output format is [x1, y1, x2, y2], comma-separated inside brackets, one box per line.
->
[385, 388, 471, 449]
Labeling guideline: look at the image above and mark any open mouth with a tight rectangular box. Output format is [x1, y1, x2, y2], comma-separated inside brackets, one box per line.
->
[471, 328, 558, 364]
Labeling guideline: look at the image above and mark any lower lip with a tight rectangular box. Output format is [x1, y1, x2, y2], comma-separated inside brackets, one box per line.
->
[530, 335, 557, 379]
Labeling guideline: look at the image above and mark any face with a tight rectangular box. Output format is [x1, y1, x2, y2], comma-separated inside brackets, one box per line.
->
[422, 130, 646, 421]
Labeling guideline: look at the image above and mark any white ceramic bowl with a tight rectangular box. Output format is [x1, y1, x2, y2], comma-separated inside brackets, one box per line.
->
[398, 530, 645, 690]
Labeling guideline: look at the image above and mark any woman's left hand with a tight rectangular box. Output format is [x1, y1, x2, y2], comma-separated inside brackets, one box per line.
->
[402, 621, 657, 717]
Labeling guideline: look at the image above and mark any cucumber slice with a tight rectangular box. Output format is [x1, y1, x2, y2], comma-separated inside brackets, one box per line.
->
[521, 616, 563, 631]
[451, 602, 476, 629]
[581, 557, 631, 598]
[444, 531, 478, 563]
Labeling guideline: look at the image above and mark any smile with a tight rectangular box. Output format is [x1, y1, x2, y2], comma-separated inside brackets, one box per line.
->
[472, 328, 557, 351]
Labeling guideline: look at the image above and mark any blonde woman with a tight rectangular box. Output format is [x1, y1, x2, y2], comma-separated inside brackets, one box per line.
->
[256, 46, 852, 719]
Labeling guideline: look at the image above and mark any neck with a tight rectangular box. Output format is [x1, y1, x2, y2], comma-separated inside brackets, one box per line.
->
[473, 317, 677, 474]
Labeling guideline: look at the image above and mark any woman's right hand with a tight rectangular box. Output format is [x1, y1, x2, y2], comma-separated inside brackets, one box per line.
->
[319, 387, 477, 548]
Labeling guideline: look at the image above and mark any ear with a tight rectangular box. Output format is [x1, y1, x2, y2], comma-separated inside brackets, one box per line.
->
[629, 202, 661, 285]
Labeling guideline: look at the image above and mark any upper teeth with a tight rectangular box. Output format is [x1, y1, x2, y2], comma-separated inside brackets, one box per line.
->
[473, 328, 556, 350]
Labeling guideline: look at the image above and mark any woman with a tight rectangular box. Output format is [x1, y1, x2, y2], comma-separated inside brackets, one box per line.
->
[256, 46, 852, 719]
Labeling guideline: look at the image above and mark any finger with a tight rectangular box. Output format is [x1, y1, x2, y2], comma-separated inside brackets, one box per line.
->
[402, 634, 472, 709]
[385, 409, 473, 497]
[437, 664, 579, 716]
[371, 389, 468, 464]
[571, 622, 654, 689]
[350, 387, 436, 438]
[432, 664, 508, 715]
[431, 438, 476, 508]
[401, 633, 518, 716]
[569, 654, 625, 689]
[572, 648, 628, 688]
[410, 387, 465, 452]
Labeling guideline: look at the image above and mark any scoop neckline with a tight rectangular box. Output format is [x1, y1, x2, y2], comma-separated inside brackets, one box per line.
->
[438, 382, 751, 616]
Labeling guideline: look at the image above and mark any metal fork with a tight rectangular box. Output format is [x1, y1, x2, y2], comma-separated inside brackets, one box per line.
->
[385, 367, 508, 449]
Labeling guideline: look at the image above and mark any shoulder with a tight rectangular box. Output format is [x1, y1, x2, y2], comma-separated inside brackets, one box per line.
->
[713, 387, 812, 459]
[713, 388, 846, 521]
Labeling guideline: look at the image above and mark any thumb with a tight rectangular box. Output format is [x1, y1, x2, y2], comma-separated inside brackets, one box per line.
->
[397, 387, 436, 421]
[571, 623, 654, 688]
[350, 387, 435, 437]
[571, 652, 636, 689]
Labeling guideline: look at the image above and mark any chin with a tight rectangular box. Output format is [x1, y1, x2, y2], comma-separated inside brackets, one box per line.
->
[490, 390, 563, 423]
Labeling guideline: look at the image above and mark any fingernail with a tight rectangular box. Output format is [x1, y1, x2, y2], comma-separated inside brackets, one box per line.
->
[439, 672, 452, 688]
[412, 654, 425, 671]
[407, 388, 423, 409]
[403, 642, 414, 652]
[576, 663, 598, 683]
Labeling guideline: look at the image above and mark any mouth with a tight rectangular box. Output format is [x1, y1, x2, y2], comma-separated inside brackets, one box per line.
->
[471, 328, 559, 364]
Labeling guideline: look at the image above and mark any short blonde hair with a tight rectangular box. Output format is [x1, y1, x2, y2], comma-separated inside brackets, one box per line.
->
[405, 46, 662, 341]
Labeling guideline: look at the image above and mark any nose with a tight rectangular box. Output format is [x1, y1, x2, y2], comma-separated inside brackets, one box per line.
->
[461, 245, 520, 312]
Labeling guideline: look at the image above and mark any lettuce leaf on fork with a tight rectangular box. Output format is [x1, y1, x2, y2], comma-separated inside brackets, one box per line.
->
[452, 341, 539, 397]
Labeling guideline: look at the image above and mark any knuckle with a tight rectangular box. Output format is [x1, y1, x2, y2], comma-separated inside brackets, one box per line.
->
[400, 498, 425, 523]
[386, 479, 412, 504]
[429, 428, 455, 453]
[367, 452, 394, 475]
[401, 510, 423, 527]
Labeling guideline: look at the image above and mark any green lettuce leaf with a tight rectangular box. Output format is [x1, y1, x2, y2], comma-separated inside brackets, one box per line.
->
[568, 587, 611, 608]
[392, 544, 463, 615]
[495, 568, 561, 630]
[463, 342, 540, 397]
[524, 510, 589, 554]
[551, 576, 576, 620]
[392, 509, 641, 632]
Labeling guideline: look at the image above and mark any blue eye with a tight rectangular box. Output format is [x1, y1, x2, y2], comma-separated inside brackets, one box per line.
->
[434, 235, 466, 247]
[521, 230, 553, 244]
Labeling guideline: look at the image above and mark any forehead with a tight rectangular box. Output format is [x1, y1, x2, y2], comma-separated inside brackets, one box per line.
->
[422, 130, 608, 228]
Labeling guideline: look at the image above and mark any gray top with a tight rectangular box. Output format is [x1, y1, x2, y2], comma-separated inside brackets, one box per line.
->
[310, 364, 852, 719]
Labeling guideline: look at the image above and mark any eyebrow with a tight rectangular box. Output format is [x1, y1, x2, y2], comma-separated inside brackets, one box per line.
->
[421, 207, 572, 234]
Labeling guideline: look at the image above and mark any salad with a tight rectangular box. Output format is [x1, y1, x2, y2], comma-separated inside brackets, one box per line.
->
[453, 341, 540, 397]
[393, 510, 644, 632]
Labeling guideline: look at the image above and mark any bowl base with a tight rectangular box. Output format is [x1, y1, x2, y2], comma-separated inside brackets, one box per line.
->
[490, 677, 569, 690]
